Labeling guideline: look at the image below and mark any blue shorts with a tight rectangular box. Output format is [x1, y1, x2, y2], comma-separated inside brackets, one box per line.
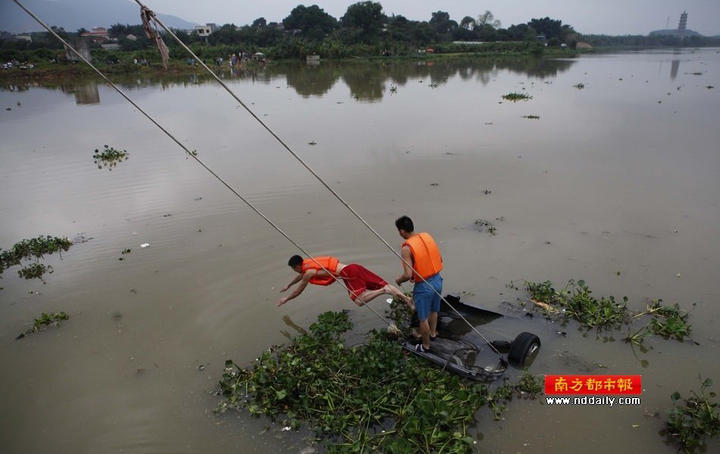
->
[413, 273, 443, 321]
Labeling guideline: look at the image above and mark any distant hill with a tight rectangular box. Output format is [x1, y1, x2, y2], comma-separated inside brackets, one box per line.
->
[1, 0, 197, 33]
[649, 28, 702, 37]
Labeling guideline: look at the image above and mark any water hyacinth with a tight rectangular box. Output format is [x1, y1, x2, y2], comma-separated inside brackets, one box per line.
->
[217, 311, 542, 453]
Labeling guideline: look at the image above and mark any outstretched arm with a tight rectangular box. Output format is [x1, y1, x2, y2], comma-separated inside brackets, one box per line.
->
[278, 272, 312, 306]
[281, 273, 303, 292]
[395, 246, 414, 285]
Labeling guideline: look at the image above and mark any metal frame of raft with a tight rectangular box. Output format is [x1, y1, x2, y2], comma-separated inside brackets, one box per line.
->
[400, 295, 542, 381]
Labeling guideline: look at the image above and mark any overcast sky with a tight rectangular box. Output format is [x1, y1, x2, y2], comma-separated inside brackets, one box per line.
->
[137, 0, 720, 36]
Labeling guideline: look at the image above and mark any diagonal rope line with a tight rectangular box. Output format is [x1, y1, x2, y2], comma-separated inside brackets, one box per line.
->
[10, 0, 397, 330]
[130, 0, 502, 357]
[13, 0, 502, 358]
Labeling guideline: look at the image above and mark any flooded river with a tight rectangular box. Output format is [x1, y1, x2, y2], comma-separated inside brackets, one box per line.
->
[1, 49, 719, 453]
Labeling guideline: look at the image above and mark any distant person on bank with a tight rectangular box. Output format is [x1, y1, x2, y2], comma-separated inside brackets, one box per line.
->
[278, 255, 413, 308]
[394, 216, 443, 352]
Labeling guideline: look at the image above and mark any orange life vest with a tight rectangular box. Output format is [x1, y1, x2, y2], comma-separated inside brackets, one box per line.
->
[302, 256, 340, 286]
[403, 232, 443, 281]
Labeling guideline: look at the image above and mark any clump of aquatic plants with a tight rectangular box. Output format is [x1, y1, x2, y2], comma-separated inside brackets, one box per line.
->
[0, 235, 72, 281]
[524, 279, 628, 329]
[16, 311, 69, 339]
[664, 378, 720, 454]
[520, 279, 693, 346]
[217, 311, 539, 453]
[502, 92, 532, 101]
[387, 295, 414, 337]
[626, 300, 693, 345]
[93, 145, 128, 170]
[18, 263, 53, 281]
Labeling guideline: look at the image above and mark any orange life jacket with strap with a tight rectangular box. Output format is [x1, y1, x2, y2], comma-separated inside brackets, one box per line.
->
[302, 256, 340, 286]
[403, 232, 443, 281]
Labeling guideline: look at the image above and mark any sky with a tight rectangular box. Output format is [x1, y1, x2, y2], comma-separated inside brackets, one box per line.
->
[137, 0, 720, 36]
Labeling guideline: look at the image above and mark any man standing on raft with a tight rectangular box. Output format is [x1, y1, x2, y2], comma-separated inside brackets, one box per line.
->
[394, 216, 443, 352]
[278, 255, 413, 308]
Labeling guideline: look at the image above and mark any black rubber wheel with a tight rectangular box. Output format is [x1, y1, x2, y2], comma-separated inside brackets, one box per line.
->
[508, 332, 541, 368]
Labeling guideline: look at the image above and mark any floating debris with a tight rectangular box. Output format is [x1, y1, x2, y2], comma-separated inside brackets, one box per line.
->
[502, 92, 532, 102]
[522, 115, 541, 119]
[474, 219, 497, 235]
[573, 83, 585, 89]
[308, 141, 317, 146]
[140, 243, 150, 248]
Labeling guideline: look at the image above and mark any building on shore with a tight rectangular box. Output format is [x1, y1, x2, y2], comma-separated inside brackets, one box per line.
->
[649, 11, 701, 37]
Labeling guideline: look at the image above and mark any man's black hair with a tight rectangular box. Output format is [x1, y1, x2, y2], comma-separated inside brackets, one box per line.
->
[395, 215, 414, 232]
[288, 255, 303, 267]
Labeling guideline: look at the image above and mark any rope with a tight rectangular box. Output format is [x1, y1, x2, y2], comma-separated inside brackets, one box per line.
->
[10, 0, 397, 331]
[130, 0, 502, 357]
[13, 0, 502, 358]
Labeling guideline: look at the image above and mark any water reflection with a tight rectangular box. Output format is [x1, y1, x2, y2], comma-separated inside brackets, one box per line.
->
[1, 57, 576, 104]
[61, 80, 100, 105]
[671, 60, 680, 80]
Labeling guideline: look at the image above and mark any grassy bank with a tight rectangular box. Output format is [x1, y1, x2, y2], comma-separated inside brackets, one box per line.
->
[0, 43, 581, 84]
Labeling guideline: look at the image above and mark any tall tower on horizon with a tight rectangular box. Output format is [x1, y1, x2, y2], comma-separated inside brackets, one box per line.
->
[678, 11, 687, 31]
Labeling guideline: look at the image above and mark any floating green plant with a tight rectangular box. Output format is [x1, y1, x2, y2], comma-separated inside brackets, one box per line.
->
[626, 300, 693, 345]
[18, 263, 53, 281]
[502, 92, 532, 101]
[16, 311, 69, 339]
[0, 235, 72, 281]
[664, 378, 720, 454]
[521, 279, 693, 345]
[93, 145, 128, 170]
[217, 311, 539, 453]
[524, 279, 628, 329]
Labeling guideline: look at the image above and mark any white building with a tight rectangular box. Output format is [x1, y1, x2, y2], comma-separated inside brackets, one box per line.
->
[195, 23, 217, 37]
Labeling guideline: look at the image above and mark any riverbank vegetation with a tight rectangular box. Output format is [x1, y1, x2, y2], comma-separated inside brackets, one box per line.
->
[1, 4, 590, 82]
[217, 311, 542, 453]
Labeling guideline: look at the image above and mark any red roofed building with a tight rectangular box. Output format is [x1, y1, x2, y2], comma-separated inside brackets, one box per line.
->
[81, 27, 110, 43]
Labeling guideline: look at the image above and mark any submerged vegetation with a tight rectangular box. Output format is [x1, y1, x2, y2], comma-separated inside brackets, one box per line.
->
[519, 279, 693, 345]
[502, 92, 533, 101]
[217, 311, 541, 453]
[665, 378, 720, 454]
[16, 311, 69, 339]
[93, 145, 129, 170]
[0, 235, 72, 281]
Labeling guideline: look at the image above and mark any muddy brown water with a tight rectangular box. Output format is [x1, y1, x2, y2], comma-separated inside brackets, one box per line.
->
[1, 49, 719, 453]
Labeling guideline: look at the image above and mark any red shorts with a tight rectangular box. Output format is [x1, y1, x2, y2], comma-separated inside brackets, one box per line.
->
[338, 264, 387, 301]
